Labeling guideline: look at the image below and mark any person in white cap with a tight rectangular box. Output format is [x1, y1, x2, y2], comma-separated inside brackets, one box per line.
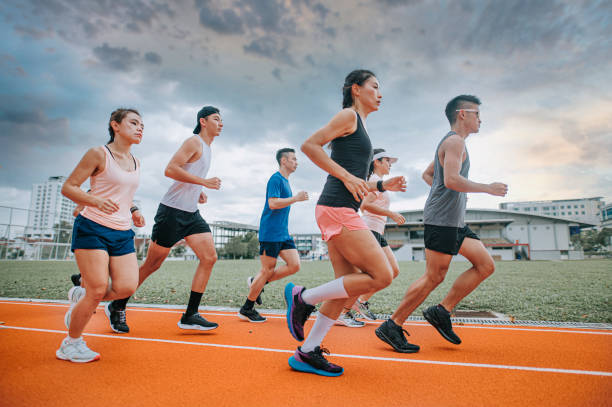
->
[338, 148, 406, 325]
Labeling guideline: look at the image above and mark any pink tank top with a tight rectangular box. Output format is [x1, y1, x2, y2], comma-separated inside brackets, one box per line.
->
[81, 146, 140, 230]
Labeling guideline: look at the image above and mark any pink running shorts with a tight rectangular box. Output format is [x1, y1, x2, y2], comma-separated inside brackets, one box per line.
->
[315, 205, 369, 241]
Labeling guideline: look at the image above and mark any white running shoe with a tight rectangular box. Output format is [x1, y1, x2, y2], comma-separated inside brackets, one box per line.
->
[352, 300, 377, 321]
[335, 311, 366, 327]
[56, 337, 100, 363]
[68, 286, 85, 303]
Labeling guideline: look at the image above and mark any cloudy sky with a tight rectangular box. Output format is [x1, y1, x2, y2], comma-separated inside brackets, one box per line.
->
[1, 0, 611, 233]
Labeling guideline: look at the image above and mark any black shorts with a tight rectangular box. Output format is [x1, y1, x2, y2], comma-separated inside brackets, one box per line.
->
[371, 230, 388, 248]
[424, 224, 480, 255]
[259, 239, 296, 258]
[151, 203, 211, 248]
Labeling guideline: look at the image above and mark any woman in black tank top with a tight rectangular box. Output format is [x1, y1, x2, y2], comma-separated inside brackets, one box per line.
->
[283, 70, 409, 376]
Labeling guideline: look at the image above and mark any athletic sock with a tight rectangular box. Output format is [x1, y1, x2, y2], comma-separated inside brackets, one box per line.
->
[112, 296, 131, 310]
[243, 299, 255, 310]
[66, 336, 81, 344]
[185, 291, 203, 316]
[301, 313, 335, 353]
[301, 277, 348, 305]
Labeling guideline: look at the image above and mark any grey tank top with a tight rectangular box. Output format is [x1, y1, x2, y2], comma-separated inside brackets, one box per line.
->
[423, 131, 470, 227]
[160, 136, 211, 213]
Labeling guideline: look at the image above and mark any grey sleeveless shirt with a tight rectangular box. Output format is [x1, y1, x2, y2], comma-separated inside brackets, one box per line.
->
[423, 131, 470, 227]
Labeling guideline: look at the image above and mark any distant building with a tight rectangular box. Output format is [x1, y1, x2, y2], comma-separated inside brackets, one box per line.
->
[602, 203, 612, 228]
[26, 176, 76, 238]
[499, 197, 604, 226]
[209, 220, 258, 250]
[385, 209, 596, 262]
[292, 233, 326, 258]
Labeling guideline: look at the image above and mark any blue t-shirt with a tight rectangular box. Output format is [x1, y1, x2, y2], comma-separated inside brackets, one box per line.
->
[259, 171, 292, 242]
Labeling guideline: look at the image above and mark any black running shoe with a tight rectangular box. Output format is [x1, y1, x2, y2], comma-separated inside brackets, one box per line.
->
[104, 302, 129, 334]
[70, 273, 81, 287]
[238, 306, 267, 323]
[375, 319, 420, 353]
[178, 312, 218, 331]
[288, 346, 343, 377]
[422, 304, 461, 344]
[284, 283, 316, 341]
[247, 276, 263, 305]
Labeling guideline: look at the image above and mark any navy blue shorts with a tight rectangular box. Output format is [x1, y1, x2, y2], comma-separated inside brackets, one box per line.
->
[71, 215, 135, 256]
[424, 224, 479, 255]
[151, 203, 211, 248]
[259, 239, 296, 258]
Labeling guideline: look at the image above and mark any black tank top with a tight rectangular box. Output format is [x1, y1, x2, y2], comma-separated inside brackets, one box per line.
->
[317, 112, 373, 211]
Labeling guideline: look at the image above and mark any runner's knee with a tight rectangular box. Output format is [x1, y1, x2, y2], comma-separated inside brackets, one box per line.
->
[477, 260, 495, 278]
[371, 271, 393, 291]
[198, 249, 217, 267]
[286, 262, 300, 275]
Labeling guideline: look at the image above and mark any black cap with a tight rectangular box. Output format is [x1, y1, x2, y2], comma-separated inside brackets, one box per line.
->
[193, 106, 220, 134]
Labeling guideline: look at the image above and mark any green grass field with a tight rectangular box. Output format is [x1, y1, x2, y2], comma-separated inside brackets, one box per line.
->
[0, 259, 610, 323]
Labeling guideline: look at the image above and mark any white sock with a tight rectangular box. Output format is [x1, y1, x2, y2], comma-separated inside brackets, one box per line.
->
[301, 277, 348, 305]
[301, 313, 335, 353]
[66, 336, 81, 344]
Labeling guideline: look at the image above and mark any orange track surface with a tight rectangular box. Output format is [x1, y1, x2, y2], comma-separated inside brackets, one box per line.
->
[1, 300, 610, 407]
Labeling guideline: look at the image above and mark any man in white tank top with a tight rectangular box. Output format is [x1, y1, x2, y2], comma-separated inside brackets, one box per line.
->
[106, 106, 223, 333]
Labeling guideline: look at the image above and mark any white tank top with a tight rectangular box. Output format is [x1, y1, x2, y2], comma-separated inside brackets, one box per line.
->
[361, 173, 390, 234]
[160, 136, 211, 212]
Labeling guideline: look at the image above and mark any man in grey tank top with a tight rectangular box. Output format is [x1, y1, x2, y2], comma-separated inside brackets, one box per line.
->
[105, 106, 223, 333]
[376, 95, 508, 353]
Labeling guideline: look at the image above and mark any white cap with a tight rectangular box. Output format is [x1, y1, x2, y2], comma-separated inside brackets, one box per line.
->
[372, 151, 398, 164]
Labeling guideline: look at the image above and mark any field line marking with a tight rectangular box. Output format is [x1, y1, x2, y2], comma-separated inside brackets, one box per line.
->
[1, 300, 611, 336]
[1, 324, 611, 377]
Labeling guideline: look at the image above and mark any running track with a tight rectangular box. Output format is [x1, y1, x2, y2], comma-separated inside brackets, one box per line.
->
[0, 300, 610, 407]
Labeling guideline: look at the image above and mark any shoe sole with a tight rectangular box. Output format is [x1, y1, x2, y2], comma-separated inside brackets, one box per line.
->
[422, 309, 461, 345]
[67, 286, 83, 303]
[237, 312, 267, 323]
[335, 320, 366, 327]
[64, 308, 72, 329]
[288, 356, 343, 377]
[284, 283, 302, 341]
[56, 350, 100, 363]
[104, 303, 129, 334]
[374, 327, 420, 353]
[177, 322, 218, 331]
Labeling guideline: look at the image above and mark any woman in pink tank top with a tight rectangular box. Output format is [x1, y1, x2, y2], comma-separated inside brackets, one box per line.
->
[55, 108, 145, 363]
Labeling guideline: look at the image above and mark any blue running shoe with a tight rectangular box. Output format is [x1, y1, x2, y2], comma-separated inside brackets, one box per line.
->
[284, 283, 315, 341]
[288, 346, 343, 377]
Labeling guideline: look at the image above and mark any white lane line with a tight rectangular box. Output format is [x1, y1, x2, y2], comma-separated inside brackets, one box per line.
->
[2, 324, 611, 377]
[1, 300, 611, 336]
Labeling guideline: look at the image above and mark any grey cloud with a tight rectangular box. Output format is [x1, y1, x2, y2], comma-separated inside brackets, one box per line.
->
[272, 67, 282, 80]
[13, 25, 53, 39]
[244, 36, 294, 65]
[145, 51, 163, 64]
[196, 0, 245, 34]
[93, 43, 140, 71]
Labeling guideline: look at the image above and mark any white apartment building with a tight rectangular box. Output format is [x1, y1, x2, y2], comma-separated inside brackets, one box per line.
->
[26, 176, 76, 238]
[499, 197, 604, 226]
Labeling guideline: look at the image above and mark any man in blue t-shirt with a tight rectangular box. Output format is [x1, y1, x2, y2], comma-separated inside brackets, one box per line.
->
[238, 148, 309, 322]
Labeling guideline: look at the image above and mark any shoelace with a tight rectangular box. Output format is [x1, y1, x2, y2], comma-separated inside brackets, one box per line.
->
[117, 310, 127, 324]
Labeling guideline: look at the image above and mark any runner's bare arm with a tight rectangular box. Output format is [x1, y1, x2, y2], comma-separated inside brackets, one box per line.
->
[301, 109, 368, 202]
[442, 136, 507, 196]
[422, 161, 434, 186]
[164, 137, 221, 189]
[269, 191, 309, 210]
[62, 147, 119, 214]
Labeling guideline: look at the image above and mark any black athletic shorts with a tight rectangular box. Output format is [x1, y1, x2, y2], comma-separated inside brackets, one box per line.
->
[259, 239, 296, 258]
[424, 224, 480, 255]
[371, 230, 389, 248]
[151, 203, 211, 248]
